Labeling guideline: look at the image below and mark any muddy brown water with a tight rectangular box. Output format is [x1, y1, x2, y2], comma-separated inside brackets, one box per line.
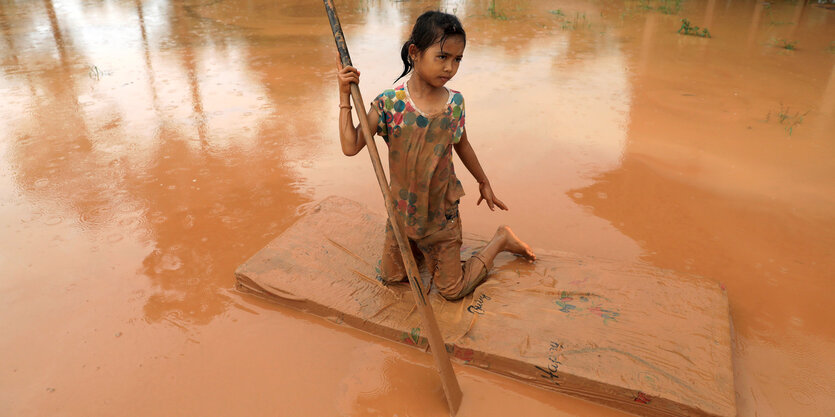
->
[1, 0, 832, 416]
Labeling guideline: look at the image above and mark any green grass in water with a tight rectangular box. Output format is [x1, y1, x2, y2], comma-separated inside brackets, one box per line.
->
[678, 18, 711, 38]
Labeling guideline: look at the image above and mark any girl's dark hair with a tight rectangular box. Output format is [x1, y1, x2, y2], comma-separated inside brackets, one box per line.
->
[395, 11, 466, 83]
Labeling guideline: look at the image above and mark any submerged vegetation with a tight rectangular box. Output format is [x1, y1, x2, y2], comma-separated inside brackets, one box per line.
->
[656, 0, 684, 14]
[487, 0, 508, 20]
[763, 2, 794, 26]
[636, 0, 654, 11]
[623, 0, 685, 17]
[766, 104, 809, 136]
[678, 18, 711, 38]
[775, 39, 798, 50]
[562, 12, 591, 30]
[549, 9, 591, 30]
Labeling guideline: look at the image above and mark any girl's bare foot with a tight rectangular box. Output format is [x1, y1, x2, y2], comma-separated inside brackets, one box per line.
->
[497, 225, 536, 262]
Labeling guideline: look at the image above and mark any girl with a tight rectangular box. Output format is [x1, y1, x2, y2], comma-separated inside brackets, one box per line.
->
[336, 10, 535, 300]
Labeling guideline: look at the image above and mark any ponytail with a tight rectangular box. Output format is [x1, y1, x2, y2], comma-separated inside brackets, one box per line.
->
[394, 11, 465, 83]
[396, 39, 414, 83]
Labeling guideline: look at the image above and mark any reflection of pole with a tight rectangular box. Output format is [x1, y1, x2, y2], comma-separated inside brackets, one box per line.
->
[184, 52, 208, 143]
[638, 14, 657, 75]
[172, 2, 208, 144]
[703, 0, 716, 31]
[135, 0, 161, 114]
[0, 17, 37, 97]
[788, 0, 807, 39]
[322, 1, 463, 415]
[43, 0, 69, 68]
[746, 1, 763, 50]
[814, 64, 835, 137]
[43, 0, 91, 145]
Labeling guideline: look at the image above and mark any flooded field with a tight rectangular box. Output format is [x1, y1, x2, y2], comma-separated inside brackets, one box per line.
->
[1, 0, 833, 416]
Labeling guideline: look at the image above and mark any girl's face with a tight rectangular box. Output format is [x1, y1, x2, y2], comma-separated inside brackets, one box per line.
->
[409, 35, 465, 88]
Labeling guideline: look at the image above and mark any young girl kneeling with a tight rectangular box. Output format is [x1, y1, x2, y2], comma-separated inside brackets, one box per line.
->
[336, 10, 536, 300]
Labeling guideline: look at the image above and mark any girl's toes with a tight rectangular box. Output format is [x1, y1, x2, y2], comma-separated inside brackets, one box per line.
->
[525, 247, 536, 262]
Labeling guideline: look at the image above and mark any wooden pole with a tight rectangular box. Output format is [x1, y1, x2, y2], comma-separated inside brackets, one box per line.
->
[321, 1, 463, 414]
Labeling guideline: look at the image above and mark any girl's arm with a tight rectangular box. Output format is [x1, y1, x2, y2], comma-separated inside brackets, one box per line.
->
[336, 59, 379, 156]
[339, 103, 379, 156]
[453, 127, 508, 211]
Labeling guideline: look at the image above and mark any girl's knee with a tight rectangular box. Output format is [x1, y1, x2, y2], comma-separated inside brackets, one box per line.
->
[379, 255, 406, 284]
[380, 274, 407, 284]
[436, 277, 470, 300]
[438, 263, 488, 301]
[439, 287, 467, 301]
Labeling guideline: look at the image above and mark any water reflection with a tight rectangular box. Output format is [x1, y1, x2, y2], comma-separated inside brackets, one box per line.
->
[2, 0, 309, 326]
[571, 2, 835, 415]
[2, 0, 834, 416]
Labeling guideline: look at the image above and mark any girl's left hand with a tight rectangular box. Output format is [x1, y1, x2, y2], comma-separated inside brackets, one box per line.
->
[477, 181, 508, 211]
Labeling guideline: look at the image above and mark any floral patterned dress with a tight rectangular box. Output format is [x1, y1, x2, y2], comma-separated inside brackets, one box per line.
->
[371, 82, 466, 239]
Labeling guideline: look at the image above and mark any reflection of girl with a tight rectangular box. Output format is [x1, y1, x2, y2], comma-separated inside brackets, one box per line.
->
[336, 11, 535, 300]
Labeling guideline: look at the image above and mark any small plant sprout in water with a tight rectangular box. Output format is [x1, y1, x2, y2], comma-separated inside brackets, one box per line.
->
[678, 18, 711, 38]
[765, 104, 809, 136]
[776, 39, 798, 50]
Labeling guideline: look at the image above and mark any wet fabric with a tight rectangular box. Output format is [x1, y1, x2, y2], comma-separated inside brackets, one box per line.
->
[379, 205, 490, 300]
[371, 82, 466, 240]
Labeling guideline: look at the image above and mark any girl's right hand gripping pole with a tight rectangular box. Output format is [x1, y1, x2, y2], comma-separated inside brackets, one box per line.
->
[321, 0, 463, 415]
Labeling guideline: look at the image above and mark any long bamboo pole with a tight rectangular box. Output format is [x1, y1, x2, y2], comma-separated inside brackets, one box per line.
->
[321, 1, 463, 414]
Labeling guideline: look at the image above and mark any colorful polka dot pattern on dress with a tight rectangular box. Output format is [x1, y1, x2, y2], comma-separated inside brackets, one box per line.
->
[371, 82, 466, 239]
